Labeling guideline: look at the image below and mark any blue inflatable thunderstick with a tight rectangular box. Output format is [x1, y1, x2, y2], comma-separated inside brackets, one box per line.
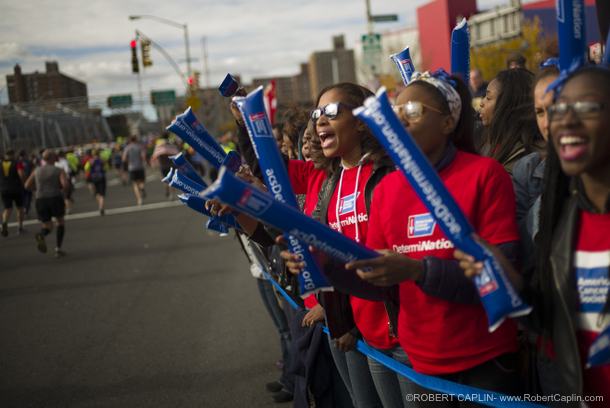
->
[169, 152, 207, 187]
[586, 325, 610, 369]
[218, 73, 240, 97]
[390, 46, 416, 85]
[556, 0, 587, 70]
[451, 18, 470, 89]
[353, 88, 532, 332]
[200, 167, 381, 269]
[233, 86, 333, 297]
[163, 169, 243, 233]
[167, 107, 226, 169]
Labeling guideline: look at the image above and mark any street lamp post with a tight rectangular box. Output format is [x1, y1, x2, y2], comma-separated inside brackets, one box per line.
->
[38, 91, 52, 149]
[129, 15, 192, 92]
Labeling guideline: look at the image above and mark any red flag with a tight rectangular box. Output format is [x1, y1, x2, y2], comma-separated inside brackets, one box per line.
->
[263, 79, 277, 125]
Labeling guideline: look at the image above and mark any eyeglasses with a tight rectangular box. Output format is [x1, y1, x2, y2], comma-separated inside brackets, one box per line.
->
[310, 102, 354, 124]
[392, 101, 445, 124]
[548, 101, 604, 122]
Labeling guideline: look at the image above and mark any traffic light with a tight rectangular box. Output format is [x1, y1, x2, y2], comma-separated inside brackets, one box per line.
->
[141, 40, 152, 67]
[192, 71, 200, 90]
[151, 93, 156, 105]
[131, 40, 139, 74]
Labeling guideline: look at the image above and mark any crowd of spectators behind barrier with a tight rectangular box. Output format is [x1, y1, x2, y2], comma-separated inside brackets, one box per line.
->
[3, 4, 610, 406]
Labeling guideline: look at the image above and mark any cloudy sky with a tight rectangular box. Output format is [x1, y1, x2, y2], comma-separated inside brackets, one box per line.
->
[1, 0, 525, 111]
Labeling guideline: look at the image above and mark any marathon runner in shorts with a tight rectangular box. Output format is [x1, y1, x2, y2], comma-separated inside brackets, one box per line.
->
[1, 148, 27, 236]
[122, 136, 147, 205]
[25, 150, 70, 258]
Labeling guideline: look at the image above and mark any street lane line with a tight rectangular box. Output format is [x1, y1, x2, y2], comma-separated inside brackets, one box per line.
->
[7, 200, 184, 228]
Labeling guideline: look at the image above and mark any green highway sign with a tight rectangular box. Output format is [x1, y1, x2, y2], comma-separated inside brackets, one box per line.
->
[151, 90, 176, 106]
[107, 94, 133, 108]
[371, 14, 398, 23]
[362, 33, 382, 69]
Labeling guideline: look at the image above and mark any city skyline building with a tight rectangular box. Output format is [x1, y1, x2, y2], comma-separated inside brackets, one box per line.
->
[5, 62, 88, 105]
[308, 35, 357, 101]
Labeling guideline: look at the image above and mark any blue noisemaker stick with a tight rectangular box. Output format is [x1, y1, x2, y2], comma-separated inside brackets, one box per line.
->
[556, 0, 587, 70]
[451, 18, 470, 89]
[167, 107, 226, 169]
[178, 194, 244, 233]
[390, 46, 416, 85]
[200, 167, 380, 265]
[233, 87, 333, 297]
[586, 325, 610, 368]
[603, 26, 610, 65]
[218, 73, 240, 97]
[169, 152, 207, 187]
[353, 88, 532, 332]
[163, 169, 243, 233]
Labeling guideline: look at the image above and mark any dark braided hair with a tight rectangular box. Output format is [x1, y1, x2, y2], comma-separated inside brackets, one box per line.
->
[483, 69, 540, 165]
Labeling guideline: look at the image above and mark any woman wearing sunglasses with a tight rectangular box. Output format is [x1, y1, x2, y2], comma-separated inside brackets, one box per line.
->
[282, 82, 418, 408]
[323, 71, 523, 406]
[220, 83, 396, 407]
[457, 65, 610, 406]
[478, 68, 546, 177]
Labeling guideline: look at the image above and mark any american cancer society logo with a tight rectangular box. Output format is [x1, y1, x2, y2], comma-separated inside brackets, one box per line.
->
[249, 112, 272, 138]
[339, 192, 360, 215]
[237, 187, 273, 216]
[190, 120, 205, 133]
[407, 213, 436, 238]
[476, 263, 499, 296]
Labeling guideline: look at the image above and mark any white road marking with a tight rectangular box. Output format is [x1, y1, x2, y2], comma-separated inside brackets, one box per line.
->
[7, 200, 184, 228]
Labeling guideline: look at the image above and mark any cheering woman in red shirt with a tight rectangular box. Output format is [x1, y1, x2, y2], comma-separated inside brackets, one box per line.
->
[329, 71, 523, 405]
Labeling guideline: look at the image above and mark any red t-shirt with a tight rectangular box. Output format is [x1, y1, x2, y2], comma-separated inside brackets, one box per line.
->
[289, 160, 325, 310]
[366, 151, 519, 375]
[304, 294, 319, 309]
[288, 160, 326, 217]
[325, 162, 400, 350]
[574, 210, 610, 406]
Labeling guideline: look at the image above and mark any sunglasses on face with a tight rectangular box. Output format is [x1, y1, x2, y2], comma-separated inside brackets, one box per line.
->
[548, 101, 604, 122]
[310, 102, 354, 124]
[392, 101, 445, 124]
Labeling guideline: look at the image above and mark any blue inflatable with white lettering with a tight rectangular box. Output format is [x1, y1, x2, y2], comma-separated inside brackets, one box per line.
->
[167, 107, 225, 169]
[218, 73, 240, 97]
[163, 168, 243, 233]
[169, 152, 207, 187]
[451, 18, 470, 89]
[177, 192, 244, 233]
[556, 0, 587, 70]
[586, 325, 610, 368]
[353, 88, 532, 332]
[199, 167, 380, 265]
[390, 46, 416, 85]
[233, 87, 333, 297]
[604, 26, 610, 65]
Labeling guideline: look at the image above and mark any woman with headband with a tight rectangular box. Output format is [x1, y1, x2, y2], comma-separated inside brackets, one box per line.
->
[327, 71, 523, 405]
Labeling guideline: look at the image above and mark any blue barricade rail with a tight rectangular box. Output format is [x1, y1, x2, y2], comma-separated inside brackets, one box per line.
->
[258, 268, 543, 408]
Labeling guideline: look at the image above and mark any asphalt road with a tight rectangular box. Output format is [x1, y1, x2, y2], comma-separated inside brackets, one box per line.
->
[0, 170, 288, 407]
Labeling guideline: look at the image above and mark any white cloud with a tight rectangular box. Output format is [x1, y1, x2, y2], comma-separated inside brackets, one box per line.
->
[0, 43, 32, 62]
[1, 0, 517, 105]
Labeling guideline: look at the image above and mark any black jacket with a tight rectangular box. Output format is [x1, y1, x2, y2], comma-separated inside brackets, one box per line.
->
[311, 155, 401, 338]
[519, 178, 609, 403]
